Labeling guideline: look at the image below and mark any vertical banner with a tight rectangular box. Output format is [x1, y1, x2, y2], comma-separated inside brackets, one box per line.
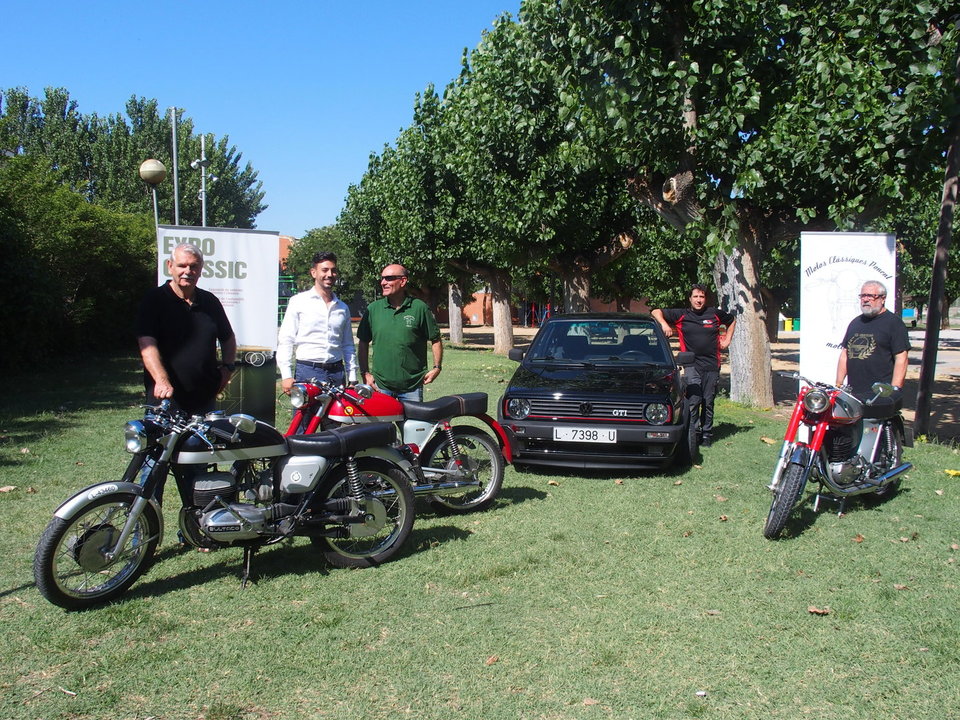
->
[156, 226, 280, 350]
[799, 232, 896, 384]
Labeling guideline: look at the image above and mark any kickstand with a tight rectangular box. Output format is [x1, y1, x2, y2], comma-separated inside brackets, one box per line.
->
[814, 492, 846, 516]
[240, 546, 256, 589]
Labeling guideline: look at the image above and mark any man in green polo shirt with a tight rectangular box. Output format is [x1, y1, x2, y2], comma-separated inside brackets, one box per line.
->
[357, 263, 443, 401]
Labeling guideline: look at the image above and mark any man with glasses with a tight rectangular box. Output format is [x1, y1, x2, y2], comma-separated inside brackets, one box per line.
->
[357, 263, 443, 401]
[836, 280, 910, 399]
[277, 251, 358, 395]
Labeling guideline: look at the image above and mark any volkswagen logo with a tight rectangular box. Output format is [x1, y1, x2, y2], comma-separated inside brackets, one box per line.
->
[579, 401, 593, 416]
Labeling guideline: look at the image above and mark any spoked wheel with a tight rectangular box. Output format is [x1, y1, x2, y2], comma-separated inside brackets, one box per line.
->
[34, 492, 161, 609]
[872, 423, 905, 500]
[310, 457, 414, 567]
[763, 462, 807, 539]
[421, 426, 505, 514]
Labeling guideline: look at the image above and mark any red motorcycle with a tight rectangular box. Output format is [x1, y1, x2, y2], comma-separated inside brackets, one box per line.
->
[287, 381, 511, 514]
[763, 372, 912, 539]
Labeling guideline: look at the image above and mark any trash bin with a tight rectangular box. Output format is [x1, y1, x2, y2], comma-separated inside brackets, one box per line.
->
[217, 347, 277, 425]
[783, 318, 793, 332]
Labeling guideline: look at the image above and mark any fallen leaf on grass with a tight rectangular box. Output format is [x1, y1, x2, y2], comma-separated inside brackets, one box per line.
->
[674, 480, 683, 485]
[951, 544, 959, 551]
[0, 486, 16, 493]
[715, 495, 728, 502]
[935, 489, 944, 496]
[547, 480, 560, 486]
[485, 655, 499, 666]
[582, 698, 599, 706]
[808, 606, 831, 615]
[853, 534, 864, 543]
[894, 584, 909, 591]
[945, 469, 960, 477]
[20, 448, 30, 454]
[719, 515, 729, 522]
[760, 437, 777, 445]
[614, 479, 624, 485]
[705, 609, 721, 616]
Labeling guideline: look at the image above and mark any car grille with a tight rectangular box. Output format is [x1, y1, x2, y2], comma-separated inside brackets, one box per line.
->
[528, 398, 648, 420]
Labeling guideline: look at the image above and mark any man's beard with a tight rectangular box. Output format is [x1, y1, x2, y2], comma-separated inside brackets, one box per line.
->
[861, 305, 882, 318]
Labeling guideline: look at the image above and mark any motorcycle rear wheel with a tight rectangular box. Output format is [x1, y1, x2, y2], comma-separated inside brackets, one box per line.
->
[763, 462, 806, 539]
[872, 423, 905, 499]
[34, 492, 161, 609]
[421, 426, 505, 514]
[310, 457, 414, 567]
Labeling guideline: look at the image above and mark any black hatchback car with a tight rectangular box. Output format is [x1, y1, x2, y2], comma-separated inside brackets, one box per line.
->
[499, 313, 696, 470]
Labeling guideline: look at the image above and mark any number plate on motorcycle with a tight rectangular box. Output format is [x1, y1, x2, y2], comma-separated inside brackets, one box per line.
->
[553, 427, 617, 443]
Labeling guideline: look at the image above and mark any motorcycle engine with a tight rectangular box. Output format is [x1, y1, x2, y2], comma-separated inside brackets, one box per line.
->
[824, 427, 864, 485]
[200, 503, 269, 541]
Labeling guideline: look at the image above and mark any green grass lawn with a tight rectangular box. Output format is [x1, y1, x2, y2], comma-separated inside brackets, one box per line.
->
[1, 348, 958, 719]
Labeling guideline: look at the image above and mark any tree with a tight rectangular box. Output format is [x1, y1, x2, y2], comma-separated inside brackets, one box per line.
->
[523, 0, 958, 406]
[285, 224, 368, 305]
[0, 88, 267, 228]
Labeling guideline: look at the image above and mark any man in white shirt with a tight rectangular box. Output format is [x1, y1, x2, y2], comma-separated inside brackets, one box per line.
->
[277, 251, 358, 394]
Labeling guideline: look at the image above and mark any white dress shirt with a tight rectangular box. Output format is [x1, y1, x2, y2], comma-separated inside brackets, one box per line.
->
[277, 288, 358, 381]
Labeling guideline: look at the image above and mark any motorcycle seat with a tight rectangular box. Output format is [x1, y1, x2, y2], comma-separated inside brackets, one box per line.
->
[862, 395, 902, 420]
[402, 392, 489, 421]
[287, 422, 397, 457]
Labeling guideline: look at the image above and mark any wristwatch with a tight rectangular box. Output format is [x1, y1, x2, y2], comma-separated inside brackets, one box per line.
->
[433, 364, 442, 371]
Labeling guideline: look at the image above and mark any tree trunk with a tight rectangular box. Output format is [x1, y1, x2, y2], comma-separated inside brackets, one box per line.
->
[562, 265, 591, 313]
[714, 222, 774, 408]
[489, 271, 514, 355]
[761, 288, 781, 343]
[447, 282, 464, 345]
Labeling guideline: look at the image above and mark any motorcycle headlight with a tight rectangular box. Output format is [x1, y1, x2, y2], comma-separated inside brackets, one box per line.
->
[289, 383, 308, 409]
[803, 389, 830, 414]
[644, 403, 670, 425]
[124, 420, 148, 453]
[506, 397, 531, 420]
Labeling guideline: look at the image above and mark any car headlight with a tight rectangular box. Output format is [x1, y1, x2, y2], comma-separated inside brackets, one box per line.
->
[644, 403, 670, 425]
[803, 389, 830, 414]
[289, 383, 309, 409]
[124, 420, 148, 453]
[506, 397, 531, 420]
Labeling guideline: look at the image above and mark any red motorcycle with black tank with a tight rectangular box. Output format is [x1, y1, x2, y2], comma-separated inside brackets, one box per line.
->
[763, 371, 912, 539]
[287, 380, 510, 514]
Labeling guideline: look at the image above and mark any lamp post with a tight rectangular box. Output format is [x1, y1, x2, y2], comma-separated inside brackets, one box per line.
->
[138, 158, 167, 227]
[169, 106, 181, 225]
[190, 133, 217, 227]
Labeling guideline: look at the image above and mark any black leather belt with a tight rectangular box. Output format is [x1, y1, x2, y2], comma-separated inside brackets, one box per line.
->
[298, 359, 344, 370]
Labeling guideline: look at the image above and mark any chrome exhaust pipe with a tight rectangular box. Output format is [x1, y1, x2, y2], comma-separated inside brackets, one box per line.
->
[822, 462, 912, 496]
[411, 479, 481, 496]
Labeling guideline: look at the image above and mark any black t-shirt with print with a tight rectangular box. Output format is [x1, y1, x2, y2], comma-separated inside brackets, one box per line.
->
[840, 310, 910, 398]
[659, 306, 735, 371]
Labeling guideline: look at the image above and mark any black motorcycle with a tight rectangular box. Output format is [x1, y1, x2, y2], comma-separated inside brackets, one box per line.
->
[34, 401, 416, 609]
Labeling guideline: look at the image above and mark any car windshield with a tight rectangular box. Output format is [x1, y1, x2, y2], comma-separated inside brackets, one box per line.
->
[526, 319, 670, 365]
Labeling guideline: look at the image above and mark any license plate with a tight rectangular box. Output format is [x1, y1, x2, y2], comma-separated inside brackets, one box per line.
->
[553, 427, 617, 443]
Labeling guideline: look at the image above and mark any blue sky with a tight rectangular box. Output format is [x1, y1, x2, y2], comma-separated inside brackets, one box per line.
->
[3, 1, 521, 238]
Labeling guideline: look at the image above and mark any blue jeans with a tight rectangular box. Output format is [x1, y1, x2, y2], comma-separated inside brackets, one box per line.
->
[380, 386, 423, 402]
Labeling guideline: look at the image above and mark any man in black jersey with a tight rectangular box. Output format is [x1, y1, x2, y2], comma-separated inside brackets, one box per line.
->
[836, 280, 909, 400]
[653, 284, 736, 447]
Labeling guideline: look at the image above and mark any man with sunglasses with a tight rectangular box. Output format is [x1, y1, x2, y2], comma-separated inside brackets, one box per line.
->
[836, 280, 910, 400]
[357, 263, 443, 401]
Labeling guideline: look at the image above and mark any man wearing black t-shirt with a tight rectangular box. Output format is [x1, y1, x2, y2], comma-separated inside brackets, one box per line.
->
[653, 285, 736, 447]
[836, 280, 909, 399]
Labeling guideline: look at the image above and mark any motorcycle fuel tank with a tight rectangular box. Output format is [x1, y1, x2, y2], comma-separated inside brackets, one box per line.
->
[327, 387, 404, 424]
[830, 391, 863, 425]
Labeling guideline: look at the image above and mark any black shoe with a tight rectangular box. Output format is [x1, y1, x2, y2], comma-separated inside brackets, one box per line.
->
[701, 436, 713, 447]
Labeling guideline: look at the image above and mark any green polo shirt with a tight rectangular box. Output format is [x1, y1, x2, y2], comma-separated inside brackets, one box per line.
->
[357, 295, 441, 394]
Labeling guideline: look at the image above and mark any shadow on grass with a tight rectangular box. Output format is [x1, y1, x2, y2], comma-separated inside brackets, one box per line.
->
[0, 354, 146, 469]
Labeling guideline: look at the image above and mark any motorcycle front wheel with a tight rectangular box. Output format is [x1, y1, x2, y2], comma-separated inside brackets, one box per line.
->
[310, 457, 414, 568]
[421, 426, 505, 514]
[34, 492, 161, 609]
[763, 462, 807, 539]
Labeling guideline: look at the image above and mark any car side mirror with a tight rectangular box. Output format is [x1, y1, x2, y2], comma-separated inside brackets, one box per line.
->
[675, 351, 695, 366]
[508, 348, 525, 362]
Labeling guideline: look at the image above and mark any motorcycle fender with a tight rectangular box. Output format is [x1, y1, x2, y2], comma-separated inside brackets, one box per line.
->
[53, 481, 161, 522]
[358, 445, 417, 475]
[478, 413, 513, 464]
[789, 444, 812, 467]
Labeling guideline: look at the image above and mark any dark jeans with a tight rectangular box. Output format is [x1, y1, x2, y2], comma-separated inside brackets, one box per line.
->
[686, 366, 719, 439]
[379, 386, 423, 402]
